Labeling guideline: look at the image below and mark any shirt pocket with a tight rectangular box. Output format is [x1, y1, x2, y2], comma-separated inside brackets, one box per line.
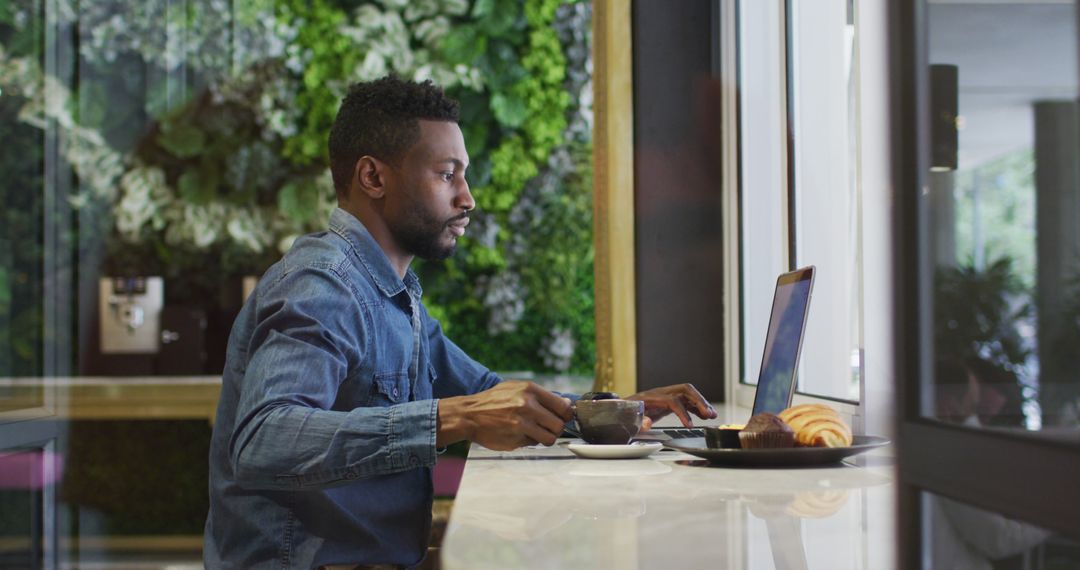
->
[369, 371, 409, 406]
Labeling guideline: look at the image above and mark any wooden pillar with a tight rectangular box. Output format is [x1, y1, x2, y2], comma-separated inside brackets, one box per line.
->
[592, 0, 637, 396]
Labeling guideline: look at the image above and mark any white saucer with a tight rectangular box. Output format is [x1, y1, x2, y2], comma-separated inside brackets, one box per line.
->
[566, 441, 663, 459]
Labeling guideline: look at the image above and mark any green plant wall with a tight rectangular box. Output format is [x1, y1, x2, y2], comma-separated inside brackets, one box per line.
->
[0, 0, 595, 375]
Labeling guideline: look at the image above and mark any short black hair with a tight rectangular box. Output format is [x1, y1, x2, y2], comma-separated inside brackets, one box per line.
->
[328, 76, 460, 196]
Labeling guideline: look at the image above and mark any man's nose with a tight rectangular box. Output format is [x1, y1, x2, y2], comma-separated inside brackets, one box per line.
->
[456, 180, 475, 212]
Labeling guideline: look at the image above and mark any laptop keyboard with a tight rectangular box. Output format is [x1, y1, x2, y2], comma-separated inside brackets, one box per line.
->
[663, 428, 705, 438]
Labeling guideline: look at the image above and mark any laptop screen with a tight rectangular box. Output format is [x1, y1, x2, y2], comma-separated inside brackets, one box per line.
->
[751, 266, 815, 416]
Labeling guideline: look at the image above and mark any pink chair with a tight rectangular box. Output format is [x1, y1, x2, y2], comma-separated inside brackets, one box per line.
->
[0, 451, 64, 490]
[432, 456, 465, 497]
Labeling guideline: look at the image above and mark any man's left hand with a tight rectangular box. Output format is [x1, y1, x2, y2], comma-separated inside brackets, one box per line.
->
[626, 383, 717, 429]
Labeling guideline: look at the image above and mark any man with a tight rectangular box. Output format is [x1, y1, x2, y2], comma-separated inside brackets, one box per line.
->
[204, 76, 716, 569]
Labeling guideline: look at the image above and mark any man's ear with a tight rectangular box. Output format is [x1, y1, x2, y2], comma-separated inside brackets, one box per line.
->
[354, 155, 387, 199]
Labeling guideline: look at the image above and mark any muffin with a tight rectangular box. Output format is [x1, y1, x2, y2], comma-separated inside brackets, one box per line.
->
[704, 424, 745, 449]
[738, 413, 796, 449]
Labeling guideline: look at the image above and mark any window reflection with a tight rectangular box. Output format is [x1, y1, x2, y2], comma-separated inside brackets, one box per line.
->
[928, 1, 1080, 432]
[926, 490, 1080, 570]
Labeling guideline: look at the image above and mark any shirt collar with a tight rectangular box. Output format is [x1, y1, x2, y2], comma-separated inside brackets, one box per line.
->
[328, 207, 422, 300]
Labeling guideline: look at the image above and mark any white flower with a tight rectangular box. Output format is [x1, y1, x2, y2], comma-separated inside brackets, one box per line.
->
[115, 167, 170, 240]
[226, 208, 272, 253]
[469, 214, 500, 249]
[414, 17, 450, 48]
[356, 51, 389, 81]
[403, 0, 440, 22]
[453, 64, 484, 91]
[64, 129, 125, 204]
[344, 2, 480, 86]
[577, 79, 594, 134]
[168, 202, 228, 249]
[540, 327, 576, 372]
[441, 0, 469, 16]
[481, 272, 526, 335]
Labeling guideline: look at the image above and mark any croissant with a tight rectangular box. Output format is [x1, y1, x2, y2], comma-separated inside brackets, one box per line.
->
[778, 404, 853, 448]
[786, 490, 850, 518]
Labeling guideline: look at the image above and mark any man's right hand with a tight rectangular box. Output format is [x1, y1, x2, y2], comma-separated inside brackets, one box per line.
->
[436, 381, 573, 450]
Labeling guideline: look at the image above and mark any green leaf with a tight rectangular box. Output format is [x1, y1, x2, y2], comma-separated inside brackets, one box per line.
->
[462, 122, 489, 158]
[440, 25, 486, 64]
[481, 0, 521, 37]
[471, 0, 495, 18]
[159, 124, 206, 158]
[177, 168, 217, 205]
[277, 182, 319, 225]
[466, 244, 506, 270]
[77, 83, 109, 129]
[465, 159, 493, 191]
[0, 266, 10, 306]
[145, 82, 172, 120]
[490, 93, 528, 128]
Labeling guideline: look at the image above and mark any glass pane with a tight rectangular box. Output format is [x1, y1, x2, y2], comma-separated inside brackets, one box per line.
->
[923, 490, 1080, 569]
[0, 0, 46, 412]
[740, 0, 862, 402]
[739, 0, 790, 387]
[789, 0, 862, 401]
[3, 0, 596, 567]
[926, 1, 1080, 432]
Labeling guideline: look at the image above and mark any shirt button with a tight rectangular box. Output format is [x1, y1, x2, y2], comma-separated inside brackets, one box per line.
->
[392, 387, 400, 398]
[345, 470, 358, 480]
[409, 455, 420, 467]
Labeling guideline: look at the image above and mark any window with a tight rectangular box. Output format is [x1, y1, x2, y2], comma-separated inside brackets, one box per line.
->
[0, 1, 597, 565]
[925, 0, 1079, 433]
[733, 0, 866, 404]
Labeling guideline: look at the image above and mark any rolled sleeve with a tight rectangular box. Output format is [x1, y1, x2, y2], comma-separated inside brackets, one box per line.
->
[388, 399, 439, 472]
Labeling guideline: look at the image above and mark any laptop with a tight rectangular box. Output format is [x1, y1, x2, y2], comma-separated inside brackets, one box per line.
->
[645, 266, 815, 440]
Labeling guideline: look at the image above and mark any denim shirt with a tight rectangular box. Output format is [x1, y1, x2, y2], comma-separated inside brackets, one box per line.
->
[204, 208, 503, 569]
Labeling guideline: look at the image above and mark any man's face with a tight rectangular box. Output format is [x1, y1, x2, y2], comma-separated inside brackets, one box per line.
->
[382, 120, 474, 261]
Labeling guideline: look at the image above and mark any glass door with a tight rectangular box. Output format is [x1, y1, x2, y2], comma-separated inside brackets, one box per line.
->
[890, 0, 1080, 567]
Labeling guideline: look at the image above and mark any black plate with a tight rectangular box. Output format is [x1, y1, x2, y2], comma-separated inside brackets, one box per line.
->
[664, 435, 890, 467]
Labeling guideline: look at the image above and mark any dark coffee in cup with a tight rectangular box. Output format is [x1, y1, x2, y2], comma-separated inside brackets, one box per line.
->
[574, 399, 644, 445]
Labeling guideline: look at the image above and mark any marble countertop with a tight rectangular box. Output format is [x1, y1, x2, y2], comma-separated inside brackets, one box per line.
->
[441, 411, 896, 570]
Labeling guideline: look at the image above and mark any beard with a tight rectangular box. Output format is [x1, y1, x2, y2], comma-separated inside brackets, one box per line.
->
[390, 207, 467, 261]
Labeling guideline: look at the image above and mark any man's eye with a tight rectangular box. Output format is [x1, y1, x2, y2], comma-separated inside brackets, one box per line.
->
[441, 172, 454, 182]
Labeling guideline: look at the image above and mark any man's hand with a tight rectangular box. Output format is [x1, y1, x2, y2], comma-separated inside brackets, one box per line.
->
[626, 383, 717, 429]
[437, 381, 573, 450]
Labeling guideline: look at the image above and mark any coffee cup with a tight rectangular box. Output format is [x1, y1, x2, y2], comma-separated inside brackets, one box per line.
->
[573, 399, 645, 445]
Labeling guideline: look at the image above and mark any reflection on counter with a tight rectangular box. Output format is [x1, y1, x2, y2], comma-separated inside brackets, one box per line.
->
[745, 490, 851, 570]
[442, 441, 894, 569]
